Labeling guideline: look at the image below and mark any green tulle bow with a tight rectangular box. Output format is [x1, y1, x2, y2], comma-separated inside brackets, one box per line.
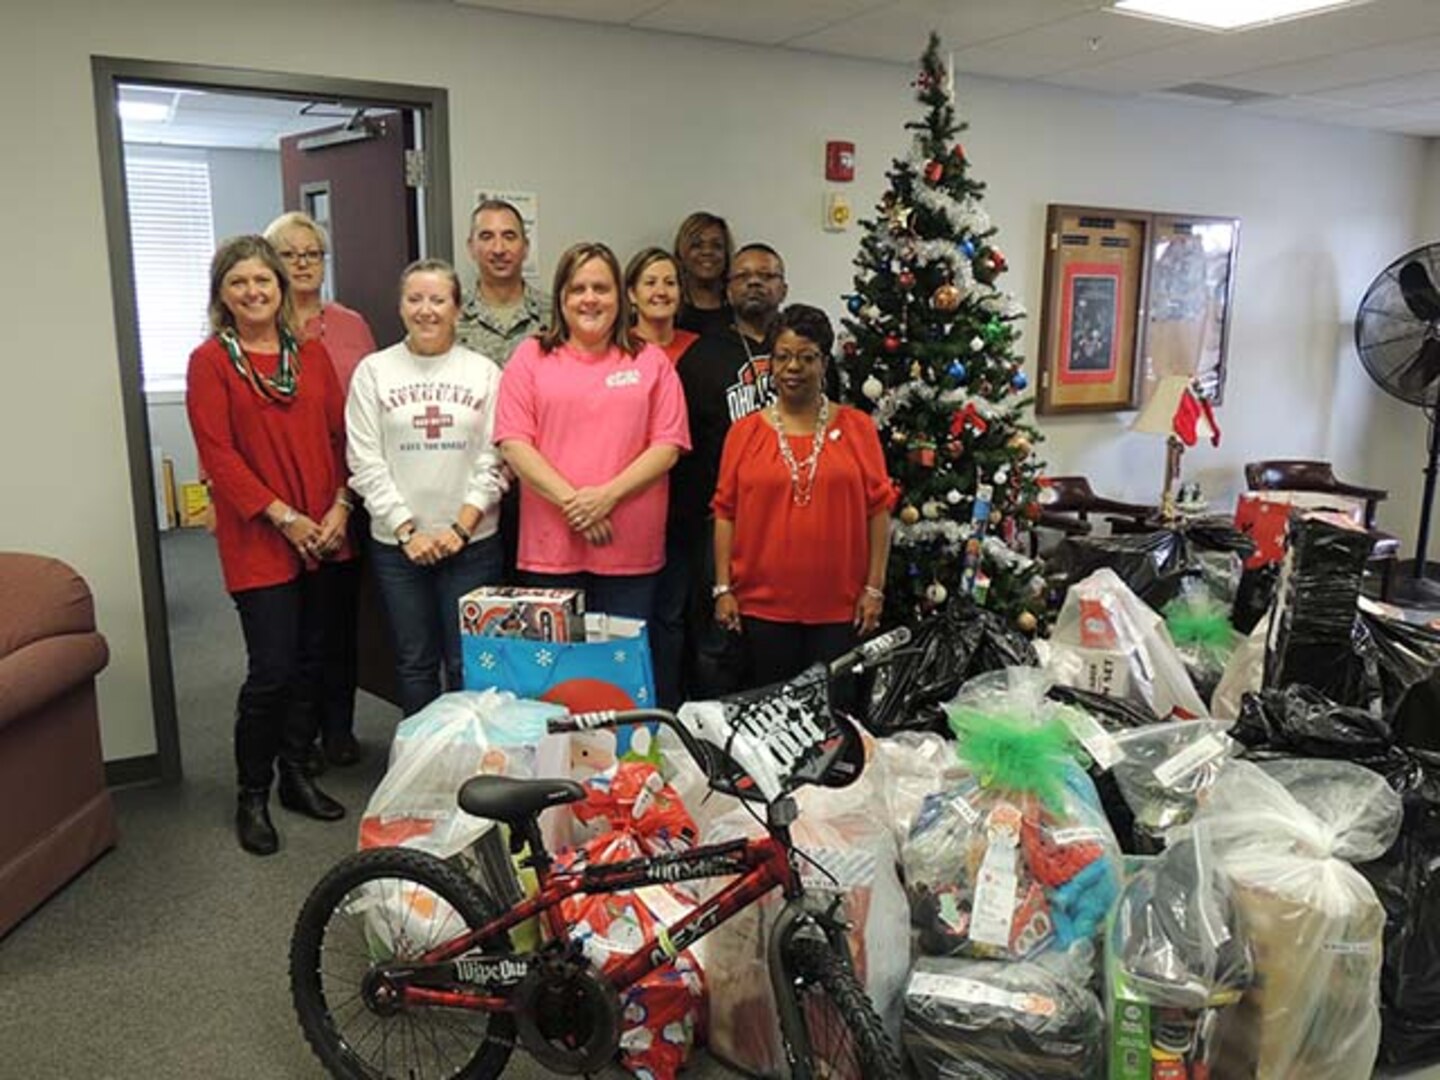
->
[945, 706, 1075, 809]
[1164, 598, 1237, 654]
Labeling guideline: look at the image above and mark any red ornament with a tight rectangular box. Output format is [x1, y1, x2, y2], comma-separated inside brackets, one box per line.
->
[898, 270, 917, 290]
[989, 247, 1008, 273]
[924, 159, 944, 184]
[953, 143, 966, 162]
[908, 440, 937, 468]
[1024, 502, 1042, 522]
[842, 339, 858, 358]
[883, 334, 902, 354]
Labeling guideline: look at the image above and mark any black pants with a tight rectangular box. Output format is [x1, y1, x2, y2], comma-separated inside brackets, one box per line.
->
[231, 563, 350, 790]
[741, 616, 859, 717]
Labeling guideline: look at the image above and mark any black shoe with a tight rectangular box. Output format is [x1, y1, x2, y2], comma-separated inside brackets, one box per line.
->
[277, 760, 346, 821]
[236, 788, 279, 856]
[302, 741, 327, 777]
[323, 732, 362, 768]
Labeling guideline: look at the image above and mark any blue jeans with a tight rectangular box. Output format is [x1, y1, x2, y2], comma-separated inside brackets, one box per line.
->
[371, 535, 504, 716]
[518, 570, 658, 623]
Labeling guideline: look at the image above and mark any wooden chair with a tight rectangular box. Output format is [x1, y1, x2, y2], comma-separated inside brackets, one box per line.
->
[1032, 477, 1158, 554]
[1244, 459, 1400, 598]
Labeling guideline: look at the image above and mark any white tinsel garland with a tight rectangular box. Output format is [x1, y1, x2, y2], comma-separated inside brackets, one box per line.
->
[871, 379, 1019, 429]
[907, 145, 992, 236]
[982, 536, 1038, 573]
[892, 519, 972, 549]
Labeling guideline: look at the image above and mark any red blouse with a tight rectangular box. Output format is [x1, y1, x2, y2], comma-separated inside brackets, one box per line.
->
[712, 405, 892, 625]
[186, 337, 351, 593]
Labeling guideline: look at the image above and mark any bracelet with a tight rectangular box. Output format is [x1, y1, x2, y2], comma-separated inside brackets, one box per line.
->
[334, 490, 354, 511]
[276, 506, 297, 529]
[450, 521, 472, 543]
[712, 583, 732, 599]
[397, 526, 417, 545]
[863, 585, 885, 600]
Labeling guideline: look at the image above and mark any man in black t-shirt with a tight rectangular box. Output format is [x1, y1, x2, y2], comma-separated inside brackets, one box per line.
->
[658, 244, 817, 703]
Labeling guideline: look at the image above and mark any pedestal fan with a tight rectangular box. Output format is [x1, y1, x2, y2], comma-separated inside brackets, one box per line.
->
[1355, 242, 1440, 605]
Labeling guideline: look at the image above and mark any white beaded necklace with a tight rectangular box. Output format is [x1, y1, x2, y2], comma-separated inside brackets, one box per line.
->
[770, 396, 830, 507]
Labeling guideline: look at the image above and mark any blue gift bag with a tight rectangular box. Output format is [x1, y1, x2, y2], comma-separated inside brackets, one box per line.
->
[461, 622, 656, 758]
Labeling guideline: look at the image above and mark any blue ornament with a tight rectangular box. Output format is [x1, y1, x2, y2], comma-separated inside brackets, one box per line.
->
[948, 360, 968, 382]
[961, 239, 976, 258]
[1012, 371, 1029, 391]
[846, 294, 863, 315]
[908, 563, 920, 578]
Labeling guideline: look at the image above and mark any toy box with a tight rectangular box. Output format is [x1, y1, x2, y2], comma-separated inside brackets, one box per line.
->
[458, 585, 584, 642]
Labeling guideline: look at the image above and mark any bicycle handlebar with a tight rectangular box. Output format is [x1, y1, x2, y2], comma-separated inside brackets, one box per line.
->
[551, 625, 913, 783]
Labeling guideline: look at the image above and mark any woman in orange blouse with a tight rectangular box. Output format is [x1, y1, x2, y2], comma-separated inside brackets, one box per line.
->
[712, 304, 892, 694]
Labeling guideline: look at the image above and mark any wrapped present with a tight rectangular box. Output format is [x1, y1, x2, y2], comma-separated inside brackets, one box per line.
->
[555, 831, 706, 1080]
[458, 584, 583, 641]
[571, 760, 698, 856]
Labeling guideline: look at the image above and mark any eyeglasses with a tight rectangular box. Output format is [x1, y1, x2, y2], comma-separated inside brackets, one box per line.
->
[278, 249, 324, 264]
[772, 350, 825, 366]
[729, 271, 784, 284]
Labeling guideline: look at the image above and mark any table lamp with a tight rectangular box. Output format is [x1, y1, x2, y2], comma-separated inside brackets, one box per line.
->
[1132, 375, 1221, 520]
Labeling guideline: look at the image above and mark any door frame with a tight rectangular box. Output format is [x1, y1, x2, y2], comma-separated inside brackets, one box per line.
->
[92, 56, 453, 786]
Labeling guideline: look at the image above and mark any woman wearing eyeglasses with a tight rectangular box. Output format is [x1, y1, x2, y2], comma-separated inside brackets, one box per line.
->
[712, 304, 892, 695]
[187, 234, 351, 856]
[263, 212, 377, 769]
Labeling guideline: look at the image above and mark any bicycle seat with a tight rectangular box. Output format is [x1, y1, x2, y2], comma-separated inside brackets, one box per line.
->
[458, 775, 586, 824]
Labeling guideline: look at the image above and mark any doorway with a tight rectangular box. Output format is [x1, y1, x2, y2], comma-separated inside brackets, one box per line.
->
[92, 57, 453, 785]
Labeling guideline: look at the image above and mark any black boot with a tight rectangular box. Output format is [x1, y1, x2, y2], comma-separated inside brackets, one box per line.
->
[237, 788, 279, 856]
[277, 759, 346, 821]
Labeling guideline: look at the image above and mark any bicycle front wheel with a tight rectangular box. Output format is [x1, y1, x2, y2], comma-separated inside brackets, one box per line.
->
[785, 935, 904, 1080]
[290, 847, 516, 1080]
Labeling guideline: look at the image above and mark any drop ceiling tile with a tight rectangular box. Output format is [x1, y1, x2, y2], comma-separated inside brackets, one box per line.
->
[1307, 69, 1440, 107]
[451, 0, 662, 20]
[632, 0, 886, 46]
[1041, 0, 1440, 94]
[1219, 34, 1440, 95]
[791, 0, 1103, 54]
[945, 8, 1199, 80]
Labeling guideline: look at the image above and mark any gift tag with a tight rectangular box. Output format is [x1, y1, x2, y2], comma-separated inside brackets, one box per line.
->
[1059, 706, 1125, 771]
[1153, 732, 1227, 788]
[907, 972, 1057, 1017]
[969, 845, 1019, 948]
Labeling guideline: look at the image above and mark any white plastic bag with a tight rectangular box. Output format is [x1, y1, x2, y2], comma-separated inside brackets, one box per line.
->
[1109, 720, 1240, 851]
[696, 787, 910, 1076]
[1198, 759, 1401, 1080]
[1046, 568, 1207, 721]
[1211, 616, 1268, 721]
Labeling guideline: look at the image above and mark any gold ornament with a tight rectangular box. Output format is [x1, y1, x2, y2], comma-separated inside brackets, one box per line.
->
[931, 283, 962, 313]
[1017, 611, 1038, 634]
[1007, 434, 1032, 456]
[989, 510, 1002, 526]
[899, 505, 921, 525]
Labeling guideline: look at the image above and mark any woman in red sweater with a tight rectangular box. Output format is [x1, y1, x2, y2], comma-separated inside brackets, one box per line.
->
[187, 235, 350, 856]
[712, 304, 892, 696]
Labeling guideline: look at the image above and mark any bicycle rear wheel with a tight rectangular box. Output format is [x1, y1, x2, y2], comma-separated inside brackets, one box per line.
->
[290, 847, 515, 1080]
[785, 935, 904, 1080]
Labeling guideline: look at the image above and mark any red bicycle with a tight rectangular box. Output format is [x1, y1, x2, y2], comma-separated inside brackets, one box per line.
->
[289, 628, 910, 1080]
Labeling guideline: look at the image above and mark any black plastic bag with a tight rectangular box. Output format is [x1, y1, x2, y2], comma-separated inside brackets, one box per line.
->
[1048, 518, 1255, 613]
[1356, 611, 1440, 751]
[1226, 680, 1440, 1065]
[1232, 563, 1280, 635]
[1231, 685, 1410, 787]
[1264, 514, 1374, 704]
[867, 598, 1038, 735]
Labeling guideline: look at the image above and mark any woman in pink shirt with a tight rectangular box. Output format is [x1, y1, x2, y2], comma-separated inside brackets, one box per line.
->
[494, 241, 690, 621]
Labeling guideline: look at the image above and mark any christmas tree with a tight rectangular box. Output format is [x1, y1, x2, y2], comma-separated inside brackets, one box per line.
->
[842, 32, 1045, 632]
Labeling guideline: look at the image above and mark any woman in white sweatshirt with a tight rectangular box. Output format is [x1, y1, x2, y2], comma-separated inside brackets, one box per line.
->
[346, 259, 508, 715]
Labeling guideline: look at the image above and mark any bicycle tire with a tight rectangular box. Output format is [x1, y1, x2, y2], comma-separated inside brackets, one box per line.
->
[290, 847, 516, 1080]
[785, 935, 904, 1080]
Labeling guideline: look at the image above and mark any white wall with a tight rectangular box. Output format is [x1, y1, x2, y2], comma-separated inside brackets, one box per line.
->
[0, 0, 1432, 762]
[206, 147, 282, 246]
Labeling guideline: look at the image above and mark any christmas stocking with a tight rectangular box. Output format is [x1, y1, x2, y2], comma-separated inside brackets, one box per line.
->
[1172, 387, 1220, 447]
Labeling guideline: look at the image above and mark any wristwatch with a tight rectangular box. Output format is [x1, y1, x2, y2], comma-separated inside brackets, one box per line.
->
[278, 507, 297, 529]
[712, 584, 732, 599]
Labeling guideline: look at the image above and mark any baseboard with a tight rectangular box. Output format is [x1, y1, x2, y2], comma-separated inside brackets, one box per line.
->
[104, 754, 162, 787]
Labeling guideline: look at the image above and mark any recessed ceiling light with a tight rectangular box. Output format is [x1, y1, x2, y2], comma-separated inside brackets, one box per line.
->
[1109, 0, 1369, 31]
[118, 100, 172, 123]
